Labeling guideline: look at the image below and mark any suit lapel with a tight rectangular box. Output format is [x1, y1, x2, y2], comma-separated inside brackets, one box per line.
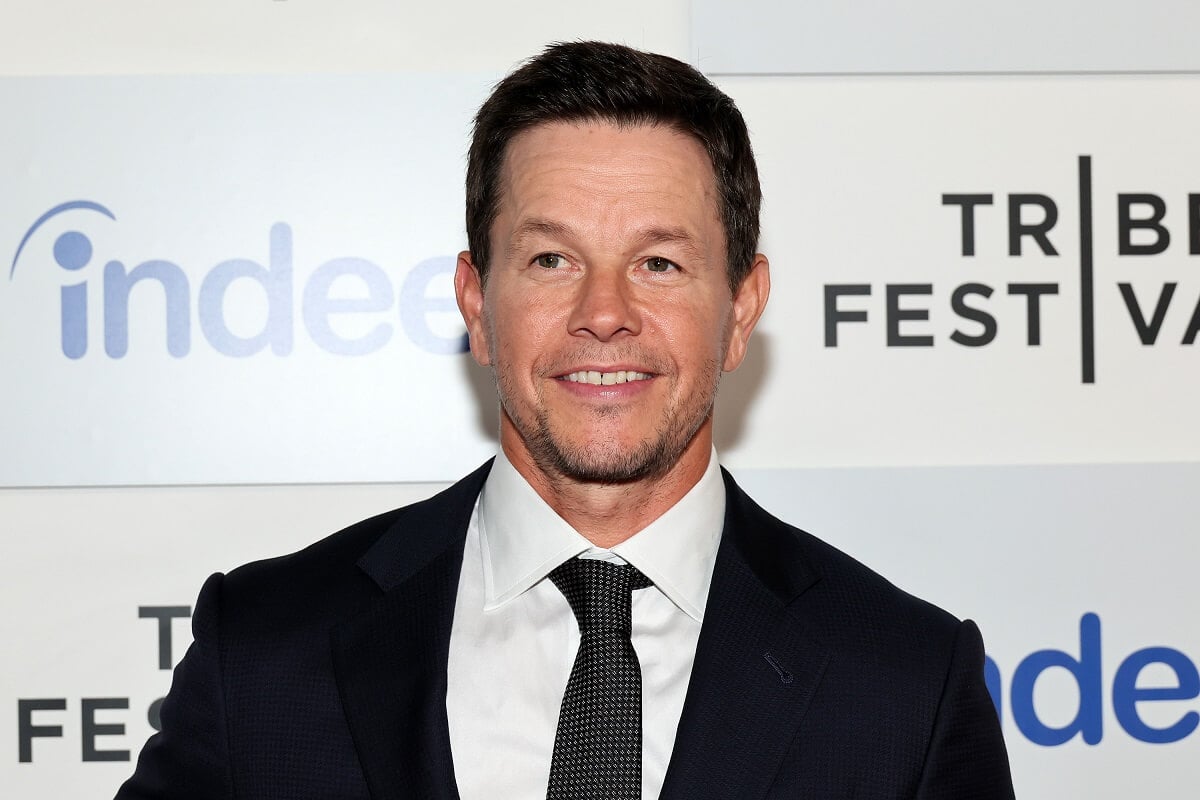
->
[660, 471, 831, 800]
[328, 461, 825, 799]
[330, 462, 492, 800]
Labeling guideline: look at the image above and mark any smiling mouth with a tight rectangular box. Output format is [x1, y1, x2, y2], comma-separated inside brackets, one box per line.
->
[557, 370, 653, 386]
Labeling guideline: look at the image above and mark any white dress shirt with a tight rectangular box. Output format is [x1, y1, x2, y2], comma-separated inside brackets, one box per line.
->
[446, 448, 726, 800]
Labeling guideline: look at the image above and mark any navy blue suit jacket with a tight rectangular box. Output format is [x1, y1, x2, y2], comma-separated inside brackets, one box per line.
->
[117, 462, 1015, 799]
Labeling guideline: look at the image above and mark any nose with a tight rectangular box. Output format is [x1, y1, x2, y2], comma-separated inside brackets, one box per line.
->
[567, 264, 642, 342]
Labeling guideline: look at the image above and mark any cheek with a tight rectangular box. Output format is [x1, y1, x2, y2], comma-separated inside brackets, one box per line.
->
[653, 300, 729, 354]
[486, 305, 554, 374]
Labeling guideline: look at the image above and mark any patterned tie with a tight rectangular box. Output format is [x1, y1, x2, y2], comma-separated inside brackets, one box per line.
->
[546, 558, 653, 800]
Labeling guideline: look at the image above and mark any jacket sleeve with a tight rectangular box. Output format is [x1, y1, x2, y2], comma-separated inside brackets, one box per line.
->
[914, 619, 1016, 800]
[115, 572, 235, 800]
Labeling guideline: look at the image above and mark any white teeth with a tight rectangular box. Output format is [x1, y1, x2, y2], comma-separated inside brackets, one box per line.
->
[561, 370, 650, 385]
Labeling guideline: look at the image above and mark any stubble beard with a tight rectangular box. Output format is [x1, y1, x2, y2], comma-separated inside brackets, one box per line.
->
[493, 359, 722, 486]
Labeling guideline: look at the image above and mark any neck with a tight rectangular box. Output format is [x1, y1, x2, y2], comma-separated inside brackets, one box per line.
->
[501, 424, 714, 549]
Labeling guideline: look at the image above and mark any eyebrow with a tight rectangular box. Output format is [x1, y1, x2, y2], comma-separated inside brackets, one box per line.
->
[506, 218, 704, 260]
[633, 225, 705, 262]
[639, 225, 697, 247]
[506, 219, 574, 259]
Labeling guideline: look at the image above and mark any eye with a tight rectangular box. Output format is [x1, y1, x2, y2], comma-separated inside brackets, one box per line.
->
[534, 253, 564, 269]
[644, 256, 679, 273]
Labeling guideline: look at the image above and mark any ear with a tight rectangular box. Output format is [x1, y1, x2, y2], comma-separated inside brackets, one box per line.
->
[722, 254, 770, 372]
[454, 251, 491, 366]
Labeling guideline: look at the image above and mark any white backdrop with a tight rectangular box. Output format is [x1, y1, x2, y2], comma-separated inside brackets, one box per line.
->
[2, 1, 1197, 797]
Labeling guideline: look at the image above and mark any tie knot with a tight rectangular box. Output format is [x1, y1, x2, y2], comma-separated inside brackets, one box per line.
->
[549, 558, 652, 635]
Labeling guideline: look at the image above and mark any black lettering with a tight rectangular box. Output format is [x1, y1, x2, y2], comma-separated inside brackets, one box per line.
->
[139, 605, 191, 670]
[82, 698, 130, 762]
[886, 284, 934, 347]
[942, 194, 993, 256]
[950, 283, 996, 346]
[1007, 283, 1060, 346]
[1182, 294, 1200, 345]
[1118, 194, 1170, 255]
[824, 284, 871, 347]
[18, 698, 65, 762]
[1190, 194, 1200, 255]
[1008, 194, 1059, 256]
[148, 697, 166, 732]
[1118, 283, 1176, 344]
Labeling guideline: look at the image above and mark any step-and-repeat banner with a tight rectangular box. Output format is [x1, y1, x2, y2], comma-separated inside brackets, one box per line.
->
[0, 74, 497, 486]
[3, 4, 1199, 795]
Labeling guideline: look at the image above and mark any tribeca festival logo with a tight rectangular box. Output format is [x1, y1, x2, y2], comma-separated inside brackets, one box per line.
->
[8, 200, 467, 359]
[18, 606, 191, 764]
[823, 156, 1200, 383]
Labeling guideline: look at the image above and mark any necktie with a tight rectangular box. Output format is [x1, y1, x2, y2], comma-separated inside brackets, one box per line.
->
[546, 558, 653, 800]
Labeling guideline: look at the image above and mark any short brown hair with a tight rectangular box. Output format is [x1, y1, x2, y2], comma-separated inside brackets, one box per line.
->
[465, 41, 762, 293]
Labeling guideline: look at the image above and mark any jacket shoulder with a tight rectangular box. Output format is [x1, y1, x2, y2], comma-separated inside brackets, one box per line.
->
[724, 471, 963, 653]
[216, 460, 492, 619]
[798, 519, 961, 638]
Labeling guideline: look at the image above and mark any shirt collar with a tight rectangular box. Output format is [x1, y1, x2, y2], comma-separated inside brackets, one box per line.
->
[478, 447, 725, 622]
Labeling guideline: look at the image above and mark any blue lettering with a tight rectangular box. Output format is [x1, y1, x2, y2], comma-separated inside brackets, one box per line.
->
[1113, 647, 1200, 743]
[1010, 612, 1103, 745]
[103, 259, 191, 358]
[53, 230, 92, 272]
[302, 257, 393, 355]
[54, 230, 93, 359]
[984, 655, 1002, 721]
[399, 256, 468, 355]
[31, 209, 467, 359]
[198, 223, 294, 357]
[60, 283, 88, 359]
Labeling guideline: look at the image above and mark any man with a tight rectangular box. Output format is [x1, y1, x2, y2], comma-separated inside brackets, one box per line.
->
[118, 42, 1014, 799]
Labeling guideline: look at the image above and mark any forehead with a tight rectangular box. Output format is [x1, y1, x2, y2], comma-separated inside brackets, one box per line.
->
[497, 121, 720, 225]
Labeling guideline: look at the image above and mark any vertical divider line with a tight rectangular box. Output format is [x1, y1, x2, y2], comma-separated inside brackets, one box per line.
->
[1079, 155, 1095, 384]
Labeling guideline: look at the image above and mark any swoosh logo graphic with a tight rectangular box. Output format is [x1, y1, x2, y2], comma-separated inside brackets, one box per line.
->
[10, 200, 116, 279]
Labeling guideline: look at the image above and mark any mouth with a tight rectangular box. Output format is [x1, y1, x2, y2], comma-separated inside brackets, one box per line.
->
[556, 370, 654, 386]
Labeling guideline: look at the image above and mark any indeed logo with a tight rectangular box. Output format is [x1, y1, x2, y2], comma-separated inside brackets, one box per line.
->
[985, 613, 1199, 746]
[9, 200, 467, 359]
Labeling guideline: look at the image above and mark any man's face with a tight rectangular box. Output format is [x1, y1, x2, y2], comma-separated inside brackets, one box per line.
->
[456, 121, 768, 485]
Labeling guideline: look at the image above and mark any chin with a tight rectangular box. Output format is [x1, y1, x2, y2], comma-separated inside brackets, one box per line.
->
[533, 430, 686, 485]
